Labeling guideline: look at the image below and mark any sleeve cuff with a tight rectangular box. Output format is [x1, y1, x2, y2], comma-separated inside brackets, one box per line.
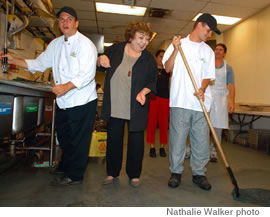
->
[70, 78, 81, 89]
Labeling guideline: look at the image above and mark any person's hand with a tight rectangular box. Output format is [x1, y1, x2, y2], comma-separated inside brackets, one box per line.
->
[52, 83, 73, 97]
[136, 91, 146, 106]
[172, 36, 181, 50]
[52, 84, 69, 97]
[194, 88, 205, 101]
[97, 55, 111, 68]
[0, 51, 15, 65]
[228, 102, 235, 113]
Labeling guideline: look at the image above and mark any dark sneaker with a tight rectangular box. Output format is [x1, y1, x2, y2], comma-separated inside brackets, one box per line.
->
[192, 175, 212, 190]
[168, 173, 181, 188]
[51, 177, 82, 186]
[149, 148, 156, 158]
[159, 148, 167, 157]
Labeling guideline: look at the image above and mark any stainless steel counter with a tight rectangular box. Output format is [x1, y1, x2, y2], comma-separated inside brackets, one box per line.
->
[0, 79, 56, 166]
[0, 79, 54, 98]
[0, 79, 55, 136]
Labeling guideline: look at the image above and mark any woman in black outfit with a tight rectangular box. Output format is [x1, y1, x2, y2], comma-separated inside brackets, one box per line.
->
[97, 20, 157, 187]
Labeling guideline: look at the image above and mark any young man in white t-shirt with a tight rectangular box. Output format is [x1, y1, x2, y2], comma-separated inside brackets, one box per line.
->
[163, 13, 220, 191]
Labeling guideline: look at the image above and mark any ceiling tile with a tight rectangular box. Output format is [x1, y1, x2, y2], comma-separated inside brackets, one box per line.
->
[165, 10, 197, 21]
[96, 0, 151, 7]
[97, 13, 143, 23]
[212, 0, 270, 9]
[79, 20, 97, 27]
[51, 0, 270, 52]
[144, 17, 187, 32]
[77, 11, 96, 20]
[202, 2, 259, 18]
[52, 0, 95, 11]
[149, 0, 208, 11]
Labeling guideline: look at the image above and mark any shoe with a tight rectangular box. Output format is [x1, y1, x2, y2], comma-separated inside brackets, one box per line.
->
[192, 175, 212, 190]
[51, 177, 82, 186]
[168, 173, 181, 188]
[102, 176, 114, 185]
[159, 148, 167, 157]
[130, 178, 140, 188]
[210, 157, 217, 163]
[49, 167, 65, 177]
[149, 148, 156, 158]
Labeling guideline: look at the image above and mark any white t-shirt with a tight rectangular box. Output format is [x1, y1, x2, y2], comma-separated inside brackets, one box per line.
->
[162, 35, 215, 112]
[26, 31, 98, 109]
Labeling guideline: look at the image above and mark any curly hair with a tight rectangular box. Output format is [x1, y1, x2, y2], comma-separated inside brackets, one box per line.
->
[124, 20, 153, 42]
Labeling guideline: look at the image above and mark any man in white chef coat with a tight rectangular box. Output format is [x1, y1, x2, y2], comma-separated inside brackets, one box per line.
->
[0, 6, 98, 186]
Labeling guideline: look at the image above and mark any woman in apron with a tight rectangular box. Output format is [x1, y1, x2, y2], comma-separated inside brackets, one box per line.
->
[209, 43, 236, 162]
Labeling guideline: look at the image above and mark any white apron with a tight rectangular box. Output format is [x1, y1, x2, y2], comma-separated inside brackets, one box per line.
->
[210, 61, 229, 129]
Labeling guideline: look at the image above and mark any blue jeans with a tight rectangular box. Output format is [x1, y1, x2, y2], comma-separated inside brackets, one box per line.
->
[169, 108, 210, 176]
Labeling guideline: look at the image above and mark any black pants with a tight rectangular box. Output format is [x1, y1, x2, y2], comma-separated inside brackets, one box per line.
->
[56, 99, 97, 181]
[106, 117, 144, 179]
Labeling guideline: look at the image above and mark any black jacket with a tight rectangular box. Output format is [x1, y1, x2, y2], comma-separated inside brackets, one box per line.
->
[99, 42, 157, 131]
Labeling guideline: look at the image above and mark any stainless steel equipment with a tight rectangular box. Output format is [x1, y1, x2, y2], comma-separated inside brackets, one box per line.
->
[11, 96, 23, 135]
[0, 80, 52, 135]
[0, 79, 55, 165]
[2, 0, 9, 73]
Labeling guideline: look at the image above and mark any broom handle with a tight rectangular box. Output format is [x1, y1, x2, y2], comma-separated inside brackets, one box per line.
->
[178, 45, 230, 167]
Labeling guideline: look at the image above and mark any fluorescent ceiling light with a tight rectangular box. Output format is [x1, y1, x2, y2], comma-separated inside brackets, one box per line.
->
[96, 2, 146, 16]
[104, 42, 113, 47]
[150, 32, 157, 42]
[193, 13, 241, 25]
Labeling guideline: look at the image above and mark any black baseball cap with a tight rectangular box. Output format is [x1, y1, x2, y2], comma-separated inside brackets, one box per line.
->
[56, 6, 78, 20]
[196, 13, 221, 35]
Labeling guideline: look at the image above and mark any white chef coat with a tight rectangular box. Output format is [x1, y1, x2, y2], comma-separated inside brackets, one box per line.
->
[162, 35, 215, 112]
[26, 31, 97, 109]
[210, 60, 229, 129]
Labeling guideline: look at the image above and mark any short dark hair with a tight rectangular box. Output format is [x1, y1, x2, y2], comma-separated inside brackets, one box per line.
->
[215, 43, 227, 53]
[155, 49, 165, 57]
[124, 20, 153, 42]
[193, 20, 207, 30]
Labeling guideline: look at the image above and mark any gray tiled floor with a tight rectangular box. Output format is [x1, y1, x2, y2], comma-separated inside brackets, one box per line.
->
[0, 132, 270, 207]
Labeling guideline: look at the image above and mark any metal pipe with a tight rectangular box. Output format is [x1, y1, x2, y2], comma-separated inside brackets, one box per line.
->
[49, 99, 56, 166]
[2, 0, 9, 73]
[11, 0, 16, 15]
[9, 15, 29, 36]
[10, 141, 16, 157]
